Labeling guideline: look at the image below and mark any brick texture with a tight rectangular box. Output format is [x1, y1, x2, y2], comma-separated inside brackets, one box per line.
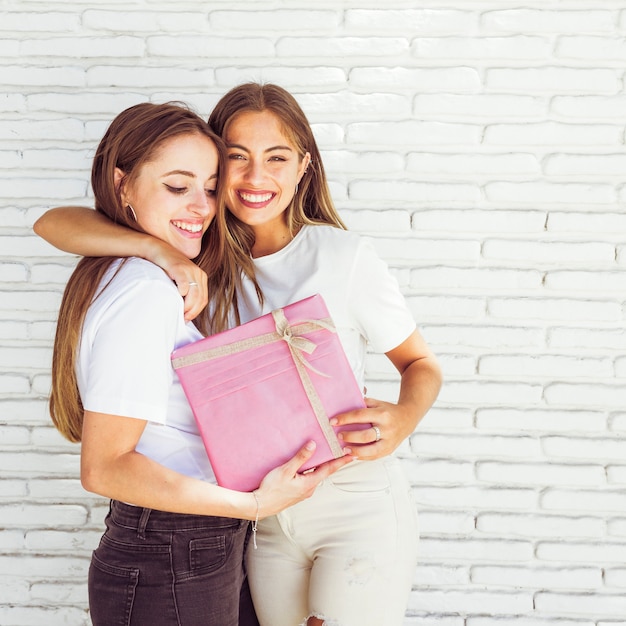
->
[2, 1, 625, 624]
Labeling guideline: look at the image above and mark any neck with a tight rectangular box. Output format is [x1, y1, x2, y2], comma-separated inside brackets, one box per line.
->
[251, 223, 298, 258]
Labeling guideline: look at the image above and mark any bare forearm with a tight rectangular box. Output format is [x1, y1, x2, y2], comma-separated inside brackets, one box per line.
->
[81, 448, 257, 520]
[34, 206, 158, 259]
[396, 356, 442, 435]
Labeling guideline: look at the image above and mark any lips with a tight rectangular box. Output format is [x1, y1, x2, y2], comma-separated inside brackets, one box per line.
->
[238, 191, 275, 206]
[171, 220, 204, 235]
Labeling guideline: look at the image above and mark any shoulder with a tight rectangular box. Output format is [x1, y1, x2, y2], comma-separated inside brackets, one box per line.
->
[301, 224, 363, 253]
[91, 257, 181, 320]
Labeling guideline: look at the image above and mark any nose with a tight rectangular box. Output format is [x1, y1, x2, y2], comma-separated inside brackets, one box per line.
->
[189, 186, 213, 216]
[242, 157, 265, 185]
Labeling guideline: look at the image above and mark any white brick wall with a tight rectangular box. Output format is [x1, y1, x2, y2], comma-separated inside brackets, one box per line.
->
[1, 1, 625, 624]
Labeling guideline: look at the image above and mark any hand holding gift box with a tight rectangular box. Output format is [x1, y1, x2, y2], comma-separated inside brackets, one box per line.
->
[172, 294, 367, 492]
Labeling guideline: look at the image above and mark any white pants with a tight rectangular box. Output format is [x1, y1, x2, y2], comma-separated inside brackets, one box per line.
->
[246, 457, 419, 626]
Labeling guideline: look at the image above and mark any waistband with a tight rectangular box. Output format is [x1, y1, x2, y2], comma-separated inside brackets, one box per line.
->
[108, 500, 247, 533]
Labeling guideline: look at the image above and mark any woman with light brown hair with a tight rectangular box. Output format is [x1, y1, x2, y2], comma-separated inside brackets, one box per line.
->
[41, 100, 351, 626]
[36, 83, 442, 626]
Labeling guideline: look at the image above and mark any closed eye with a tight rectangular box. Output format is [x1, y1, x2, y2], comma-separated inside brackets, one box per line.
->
[165, 184, 187, 194]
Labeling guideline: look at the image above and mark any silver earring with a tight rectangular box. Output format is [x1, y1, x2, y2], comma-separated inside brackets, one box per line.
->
[295, 184, 299, 194]
[127, 204, 137, 221]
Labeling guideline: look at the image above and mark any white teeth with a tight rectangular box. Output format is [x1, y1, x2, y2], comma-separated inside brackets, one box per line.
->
[240, 191, 273, 203]
[172, 221, 202, 233]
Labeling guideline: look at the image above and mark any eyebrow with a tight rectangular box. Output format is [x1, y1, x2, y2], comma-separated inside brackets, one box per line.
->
[227, 143, 294, 153]
[163, 170, 218, 180]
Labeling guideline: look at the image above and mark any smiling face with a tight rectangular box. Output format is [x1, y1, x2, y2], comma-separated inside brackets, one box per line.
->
[224, 110, 310, 251]
[118, 133, 219, 259]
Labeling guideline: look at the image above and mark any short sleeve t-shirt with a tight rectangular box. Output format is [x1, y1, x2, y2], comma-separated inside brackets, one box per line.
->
[77, 257, 215, 483]
[236, 225, 416, 388]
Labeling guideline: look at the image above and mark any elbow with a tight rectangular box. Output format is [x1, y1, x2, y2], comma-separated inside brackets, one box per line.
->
[80, 459, 107, 497]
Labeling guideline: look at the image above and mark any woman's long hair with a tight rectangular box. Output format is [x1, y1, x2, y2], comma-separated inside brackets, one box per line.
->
[50, 102, 225, 442]
[206, 83, 346, 314]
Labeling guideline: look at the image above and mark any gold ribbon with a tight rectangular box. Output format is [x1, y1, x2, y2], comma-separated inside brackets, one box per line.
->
[172, 308, 344, 458]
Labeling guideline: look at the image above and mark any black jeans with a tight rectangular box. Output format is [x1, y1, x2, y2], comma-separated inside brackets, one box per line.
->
[88, 500, 257, 626]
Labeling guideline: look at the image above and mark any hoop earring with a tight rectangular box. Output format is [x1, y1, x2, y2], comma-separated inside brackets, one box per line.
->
[127, 204, 137, 221]
[295, 184, 299, 194]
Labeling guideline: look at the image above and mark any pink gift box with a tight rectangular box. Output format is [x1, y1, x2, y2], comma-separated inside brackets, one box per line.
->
[171, 294, 366, 492]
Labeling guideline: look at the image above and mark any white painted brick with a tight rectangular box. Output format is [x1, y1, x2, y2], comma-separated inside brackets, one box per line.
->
[544, 153, 626, 176]
[348, 120, 480, 145]
[82, 10, 208, 32]
[543, 435, 626, 461]
[1, 504, 87, 528]
[31, 374, 50, 396]
[346, 9, 476, 33]
[478, 354, 613, 378]
[412, 209, 546, 233]
[537, 541, 626, 564]
[418, 406, 474, 431]
[549, 212, 626, 233]
[22, 37, 144, 58]
[546, 270, 626, 293]
[25, 530, 100, 551]
[412, 36, 551, 61]
[2, 178, 86, 201]
[424, 324, 545, 349]
[484, 122, 620, 146]
[417, 510, 475, 535]
[216, 66, 346, 88]
[485, 181, 615, 205]
[0, 321, 29, 341]
[351, 180, 481, 205]
[351, 67, 480, 91]
[482, 240, 615, 264]
[476, 461, 606, 487]
[343, 209, 410, 233]
[0, 263, 28, 282]
[403, 458, 474, 485]
[323, 150, 404, 174]
[372, 237, 479, 262]
[412, 267, 542, 290]
[406, 296, 486, 320]
[87, 64, 215, 88]
[486, 67, 619, 93]
[0, 452, 79, 476]
[30, 581, 89, 604]
[405, 614, 463, 626]
[440, 379, 544, 406]
[610, 413, 626, 432]
[605, 567, 626, 588]
[0, 118, 84, 142]
[616, 357, 626, 378]
[408, 588, 533, 614]
[0, 480, 27, 498]
[414, 562, 470, 586]
[419, 537, 533, 562]
[468, 618, 592, 626]
[28, 93, 146, 115]
[552, 95, 626, 119]
[0, 346, 51, 370]
[298, 92, 409, 119]
[279, 38, 408, 58]
[535, 591, 626, 617]
[542, 488, 626, 514]
[436, 353, 476, 377]
[31, 263, 77, 284]
[0, 65, 84, 87]
[408, 153, 541, 176]
[410, 432, 540, 459]
[0, 606, 89, 626]
[489, 298, 621, 322]
[607, 465, 626, 484]
[471, 565, 602, 589]
[211, 9, 339, 31]
[147, 35, 274, 58]
[0, 375, 30, 394]
[557, 36, 626, 61]
[549, 326, 626, 350]
[0, 12, 81, 31]
[482, 10, 615, 34]
[0, 93, 25, 111]
[0, 236, 70, 258]
[545, 383, 625, 409]
[476, 408, 606, 433]
[476, 513, 604, 539]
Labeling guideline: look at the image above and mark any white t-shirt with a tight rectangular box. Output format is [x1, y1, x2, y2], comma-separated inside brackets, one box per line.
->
[237, 225, 416, 389]
[77, 257, 216, 483]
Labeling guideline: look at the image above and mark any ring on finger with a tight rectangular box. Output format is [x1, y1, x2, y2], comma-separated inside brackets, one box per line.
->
[372, 425, 381, 442]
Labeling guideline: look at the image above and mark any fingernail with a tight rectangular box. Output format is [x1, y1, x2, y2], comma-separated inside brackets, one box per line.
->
[305, 440, 316, 451]
[329, 418, 337, 426]
[343, 447, 352, 455]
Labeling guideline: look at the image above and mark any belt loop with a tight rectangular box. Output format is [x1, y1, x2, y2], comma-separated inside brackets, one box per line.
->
[137, 507, 151, 540]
